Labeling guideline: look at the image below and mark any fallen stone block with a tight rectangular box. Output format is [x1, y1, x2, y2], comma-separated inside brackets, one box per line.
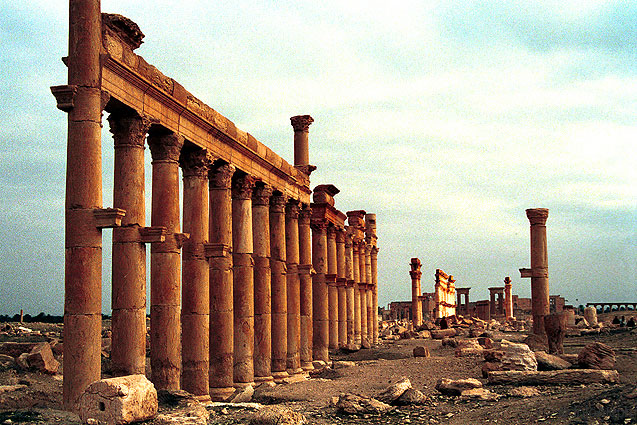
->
[335, 393, 393, 414]
[412, 346, 430, 358]
[578, 342, 616, 370]
[500, 340, 537, 371]
[487, 369, 619, 385]
[455, 340, 484, 357]
[460, 388, 498, 401]
[229, 384, 254, 402]
[332, 360, 355, 369]
[508, 386, 540, 397]
[534, 351, 572, 371]
[27, 342, 59, 374]
[78, 374, 158, 425]
[441, 337, 458, 348]
[435, 378, 482, 396]
[377, 376, 412, 404]
[431, 329, 456, 339]
[247, 406, 306, 425]
[396, 388, 425, 405]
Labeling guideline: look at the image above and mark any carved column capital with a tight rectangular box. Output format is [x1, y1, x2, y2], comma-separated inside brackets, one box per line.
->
[232, 174, 256, 200]
[327, 225, 337, 240]
[526, 208, 549, 225]
[108, 113, 154, 149]
[148, 132, 184, 163]
[298, 204, 312, 225]
[290, 115, 314, 132]
[410, 271, 422, 280]
[270, 192, 288, 213]
[335, 227, 345, 244]
[371, 246, 379, 257]
[180, 149, 213, 178]
[252, 184, 273, 206]
[310, 219, 328, 232]
[209, 163, 235, 189]
[344, 231, 353, 249]
[285, 199, 300, 219]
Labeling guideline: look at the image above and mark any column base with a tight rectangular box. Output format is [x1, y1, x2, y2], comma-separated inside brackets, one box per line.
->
[286, 367, 304, 375]
[208, 387, 236, 401]
[301, 361, 314, 371]
[254, 375, 274, 383]
[272, 371, 289, 383]
[193, 394, 211, 403]
[233, 381, 255, 389]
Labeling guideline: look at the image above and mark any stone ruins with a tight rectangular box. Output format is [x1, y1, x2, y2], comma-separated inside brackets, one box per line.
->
[51, 3, 379, 411]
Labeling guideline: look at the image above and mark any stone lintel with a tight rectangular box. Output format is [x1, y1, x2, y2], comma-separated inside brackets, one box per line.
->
[456, 287, 471, 293]
[488, 287, 505, 292]
[94, 208, 126, 228]
[139, 226, 167, 243]
[204, 243, 232, 258]
[435, 269, 449, 280]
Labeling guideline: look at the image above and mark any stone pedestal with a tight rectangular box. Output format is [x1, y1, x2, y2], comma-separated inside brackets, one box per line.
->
[232, 174, 255, 387]
[108, 113, 152, 378]
[312, 221, 329, 363]
[148, 132, 184, 391]
[253, 184, 273, 382]
[180, 149, 212, 398]
[208, 164, 235, 400]
[269, 193, 289, 381]
[410, 258, 423, 328]
[285, 201, 302, 374]
[327, 226, 339, 349]
[298, 205, 314, 370]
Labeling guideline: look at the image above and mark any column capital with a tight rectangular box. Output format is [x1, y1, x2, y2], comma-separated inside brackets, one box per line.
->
[148, 132, 184, 163]
[108, 112, 154, 148]
[344, 231, 353, 248]
[371, 246, 379, 256]
[298, 204, 312, 225]
[290, 115, 314, 132]
[526, 208, 549, 225]
[270, 192, 288, 213]
[232, 174, 256, 200]
[410, 257, 422, 273]
[327, 225, 337, 240]
[285, 199, 300, 219]
[179, 148, 213, 178]
[252, 183, 273, 206]
[335, 227, 345, 244]
[209, 163, 235, 189]
[310, 219, 328, 232]
[410, 270, 422, 280]
[504, 276, 512, 286]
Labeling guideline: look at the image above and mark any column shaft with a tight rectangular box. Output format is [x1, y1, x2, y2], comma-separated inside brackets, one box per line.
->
[359, 243, 368, 346]
[528, 208, 550, 335]
[336, 229, 347, 348]
[298, 206, 314, 370]
[345, 231, 356, 349]
[352, 243, 361, 346]
[327, 226, 339, 349]
[269, 193, 288, 380]
[285, 201, 302, 374]
[365, 244, 373, 343]
[312, 221, 329, 363]
[371, 246, 379, 344]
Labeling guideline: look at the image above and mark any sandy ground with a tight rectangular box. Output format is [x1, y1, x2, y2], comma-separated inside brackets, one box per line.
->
[0, 319, 635, 424]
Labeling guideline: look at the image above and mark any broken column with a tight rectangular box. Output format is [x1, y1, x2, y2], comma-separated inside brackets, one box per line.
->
[327, 225, 339, 349]
[286, 200, 302, 374]
[298, 205, 314, 370]
[253, 184, 273, 383]
[180, 148, 212, 399]
[270, 193, 289, 380]
[410, 258, 423, 327]
[208, 163, 235, 400]
[148, 131, 184, 391]
[520, 208, 550, 335]
[504, 277, 513, 320]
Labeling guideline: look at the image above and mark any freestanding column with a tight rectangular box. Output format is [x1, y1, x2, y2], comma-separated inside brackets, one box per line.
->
[371, 246, 379, 344]
[269, 193, 288, 381]
[148, 131, 184, 391]
[311, 220, 329, 363]
[253, 184, 273, 383]
[286, 200, 302, 374]
[180, 149, 212, 399]
[410, 258, 423, 327]
[358, 242, 368, 346]
[298, 205, 314, 370]
[291, 115, 315, 175]
[336, 229, 347, 348]
[504, 277, 513, 320]
[352, 240, 361, 346]
[520, 208, 550, 335]
[327, 225, 339, 349]
[208, 163, 235, 400]
[108, 112, 152, 378]
[365, 213, 379, 344]
[55, 0, 104, 410]
[344, 230, 356, 349]
[232, 174, 256, 387]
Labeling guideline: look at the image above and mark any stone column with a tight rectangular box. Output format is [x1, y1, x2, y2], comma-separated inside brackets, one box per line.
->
[504, 277, 513, 320]
[290, 115, 315, 175]
[180, 148, 212, 399]
[269, 193, 288, 381]
[208, 163, 235, 400]
[365, 244, 373, 343]
[371, 246, 379, 344]
[336, 229, 347, 348]
[526, 208, 550, 335]
[54, 0, 105, 411]
[286, 200, 302, 374]
[108, 112, 152, 378]
[311, 220, 329, 363]
[410, 258, 423, 327]
[345, 230, 356, 349]
[232, 174, 256, 387]
[253, 184, 273, 383]
[148, 131, 184, 391]
[352, 240, 361, 346]
[298, 205, 314, 370]
[327, 225, 339, 349]
[358, 242, 368, 347]
[489, 289, 497, 316]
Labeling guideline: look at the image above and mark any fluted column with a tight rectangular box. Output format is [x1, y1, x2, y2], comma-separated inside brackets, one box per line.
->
[358, 241, 368, 347]
[336, 229, 347, 348]
[352, 240, 361, 346]
[286, 200, 302, 374]
[148, 131, 184, 391]
[410, 258, 423, 327]
[269, 193, 288, 381]
[504, 277, 513, 320]
[528, 208, 550, 335]
[208, 163, 235, 400]
[298, 205, 314, 370]
[312, 220, 329, 363]
[344, 230, 356, 349]
[371, 246, 379, 344]
[327, 225, 339, 349]
[253, 184, 273, 383]
[108, 112, 152, 378]
[232, 174, 256, 387]
[180, 148, 212, 399]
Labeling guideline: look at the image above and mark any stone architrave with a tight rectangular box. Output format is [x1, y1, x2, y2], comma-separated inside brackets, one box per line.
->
[252, 184, 273, 383]
[520, 208, 550, 335]
[504, 277, 513, 320]
[180, 148, 213, 399]
[208, 163, 236, 401]
[232, 174, 256, 388]
[327, 225, 339, 349]
[344, 230, 356, 349]
[410, 258, 423, 327]
[269, 193, 289, 381]
[285, 200, 302, 374]
[148, 131, 185, 391]
[336, 229, 348, 347]
[311, 220, 329, 363]
[108, 112, 153, 378]
[298, 205, 314, 370]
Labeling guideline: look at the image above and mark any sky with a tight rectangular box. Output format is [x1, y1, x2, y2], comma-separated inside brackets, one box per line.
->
[0, 1, 635, 316]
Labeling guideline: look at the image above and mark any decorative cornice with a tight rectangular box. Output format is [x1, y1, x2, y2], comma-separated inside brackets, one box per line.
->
[290, 115, 314, 132]
[148, 132, 184, 163]
[232, 174, 256, 200]
[209, 163, 235, 189]
[102, 13, 145, 50]
[526, 208, 549, 225]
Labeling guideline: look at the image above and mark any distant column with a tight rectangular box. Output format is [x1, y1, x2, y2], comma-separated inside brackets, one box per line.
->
[336, 228, 347, 347]
[365, 243, 373, 343]
[410, 258, 423, 327]
[180, 148, 212, 399]
[269, 193, 289, 381]
[232, 174, 255, 387]
[345, 230, 356, 349]
[311, 220, 329, 363]
[286, 200, 302, 374]
[365, 213, 379, 344]
[208, 163, 235, 400]
[253, 184, 273, 383]
[504, 277, 513, 320]
[489, 288, 497, 316]
[327, 225, 339, 349]
[371, 246, 379, 344]
[358, 241, 368, 347]
[148, 131, 184, 391]
[298, 205, 314, 370]
[290, 115, 316, 175]
[521, 208, 550, 335]
[352, 239, 361, 346]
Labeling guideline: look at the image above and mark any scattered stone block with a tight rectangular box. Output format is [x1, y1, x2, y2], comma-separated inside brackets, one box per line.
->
[487, 369, 619, 385]
[455, 340, 484, 357]
[523, 334, 548, 352]
[247, 406, 306, 425]
[396, 388, 426, 405]
[460, 388, 498, 401]
[584, 306, 598, 327]
[477, 337, 493, 349]
[483, 350, 504, 362]
[312, 360, 327, 369]
[229, 384, 254, 402]
[27, 342, 59, 374]
[578, 342, 616, 370]
[508, 387, 540, 397]
[441, 337, 458, 348]
[377, 377, 412, 404]
[435, 378, 482, 396]
[78, 374, 158, 425]
[332, 360, 355, 369]
[482, 362, 501, 378]
[500, 340, 537, 371]
[0, 354, 16, 369]
[418, 330, 432, 339]
[16, 353, 29, 370]
[534, 351, 572, 371]
[413, 346, 430, 357]
[558, 353, 579, 365]
[431, 329, 456, 339]
[0, 342, 39, 358]
[544, 313, 567, 354]
[335, 393, 393, 414]
[0, 384, 27, 394]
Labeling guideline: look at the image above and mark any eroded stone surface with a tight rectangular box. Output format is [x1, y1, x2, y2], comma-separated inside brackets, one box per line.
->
[435, 378, 482, 396]
[578, 342, 616, 370]
[377, 376, 412, 404]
